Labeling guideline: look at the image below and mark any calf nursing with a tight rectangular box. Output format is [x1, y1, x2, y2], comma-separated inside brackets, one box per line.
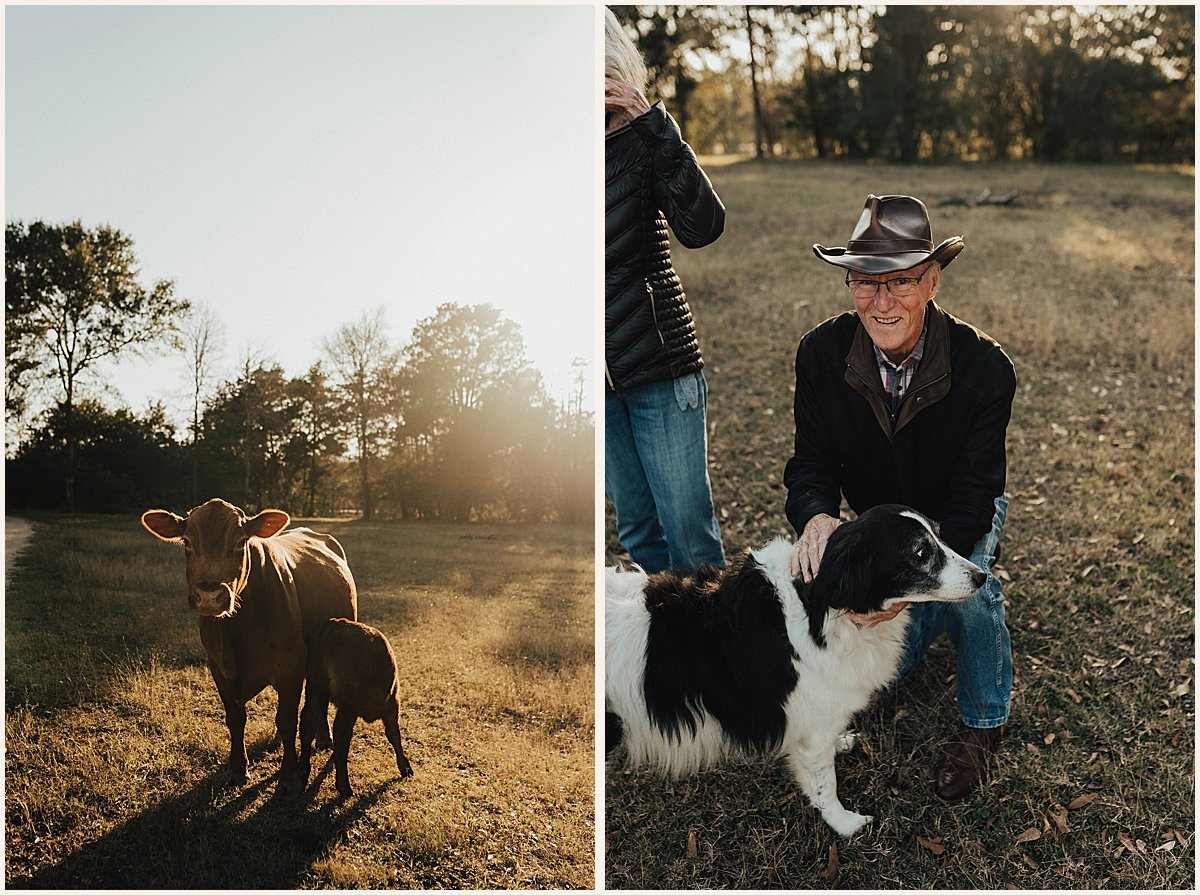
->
[300, 618, 415, 797]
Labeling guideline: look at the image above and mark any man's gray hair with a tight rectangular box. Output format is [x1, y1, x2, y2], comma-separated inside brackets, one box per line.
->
[605, 7, 648, 94]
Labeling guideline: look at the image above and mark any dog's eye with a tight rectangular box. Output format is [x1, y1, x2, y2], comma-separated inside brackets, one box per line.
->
[916, 544, 928, 560]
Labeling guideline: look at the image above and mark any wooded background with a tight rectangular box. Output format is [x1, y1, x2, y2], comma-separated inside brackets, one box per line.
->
[612, 5, 1193, 164]
[5, 221, 593, 522]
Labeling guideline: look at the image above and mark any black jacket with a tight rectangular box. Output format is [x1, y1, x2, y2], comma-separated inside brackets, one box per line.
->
[605, 102, 725, 391]
[783, 303, 1016, 557]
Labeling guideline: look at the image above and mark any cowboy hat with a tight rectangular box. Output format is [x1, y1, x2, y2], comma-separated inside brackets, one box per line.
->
[813, 194, 964, 274]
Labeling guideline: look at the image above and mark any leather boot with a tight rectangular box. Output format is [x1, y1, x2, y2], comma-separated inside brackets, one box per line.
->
[935, 724, 1003, 803]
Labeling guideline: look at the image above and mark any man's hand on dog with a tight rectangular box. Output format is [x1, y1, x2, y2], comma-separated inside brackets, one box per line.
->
[791, 513, 841, 583]
[792, 513, 910, 627]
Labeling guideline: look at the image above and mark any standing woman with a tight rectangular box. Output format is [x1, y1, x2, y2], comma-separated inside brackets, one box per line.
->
[604, 7, 726, 574]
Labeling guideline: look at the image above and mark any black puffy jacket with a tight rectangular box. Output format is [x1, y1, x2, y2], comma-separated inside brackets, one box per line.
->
[605, 102, 725, 392]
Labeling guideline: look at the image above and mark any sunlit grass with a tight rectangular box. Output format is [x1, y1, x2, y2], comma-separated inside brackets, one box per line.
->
[6, 516, 594, 888]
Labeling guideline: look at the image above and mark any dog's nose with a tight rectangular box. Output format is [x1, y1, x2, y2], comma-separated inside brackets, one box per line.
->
[971, 569, 987, 590]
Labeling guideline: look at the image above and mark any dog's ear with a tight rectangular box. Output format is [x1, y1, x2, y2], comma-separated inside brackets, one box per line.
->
[813, 523, 876, 614]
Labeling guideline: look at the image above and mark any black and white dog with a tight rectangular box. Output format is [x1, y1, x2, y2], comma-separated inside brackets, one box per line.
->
[605, 504, 986, 837]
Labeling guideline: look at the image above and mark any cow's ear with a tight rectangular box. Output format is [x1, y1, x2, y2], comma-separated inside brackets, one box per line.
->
[245, 510, 289, 539]
[142, 510, 186, 542]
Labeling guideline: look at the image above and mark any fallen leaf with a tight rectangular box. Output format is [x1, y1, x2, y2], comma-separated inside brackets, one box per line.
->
[1065, 688, 1082, 704]
[915, 834, 946, 855]
[1016, 827, 1042, 844]
[1068, 793, 1098, 810]
[1118, 831, 1135, 853]
[686, 831, 698, 858]
[1022, 853, 1040, 870]
[1048, 805, 1069, 837]
[819, 843, 840, 879]
[1081, 564, 1096, 577]
[1174, 829, 1187, 847]
[1156, 840, 1176, 852]
[1043, 733, 1056, 745]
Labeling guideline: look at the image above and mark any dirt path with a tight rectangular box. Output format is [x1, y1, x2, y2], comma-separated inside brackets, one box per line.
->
[6, 517, 34, 584]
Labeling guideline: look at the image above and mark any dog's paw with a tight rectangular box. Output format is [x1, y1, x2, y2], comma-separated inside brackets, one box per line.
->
[826, 809, 873, 838]
[834, 731, 858, 753]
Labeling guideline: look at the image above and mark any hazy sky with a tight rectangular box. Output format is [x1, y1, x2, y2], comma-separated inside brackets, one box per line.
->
[6, 4, 597, 426]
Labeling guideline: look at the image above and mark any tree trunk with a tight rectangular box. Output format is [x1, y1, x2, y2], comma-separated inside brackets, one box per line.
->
[746, 7, 766, 158]
[191, 396, 200, 506]
[63, 386, 76, 512]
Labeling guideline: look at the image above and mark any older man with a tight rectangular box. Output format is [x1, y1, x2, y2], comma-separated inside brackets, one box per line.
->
[784, 194, 1016, 802]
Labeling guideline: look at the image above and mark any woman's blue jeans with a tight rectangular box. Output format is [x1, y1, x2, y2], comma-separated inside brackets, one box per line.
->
[898, 494, 1012, 729]
[605, 371, 725, 574]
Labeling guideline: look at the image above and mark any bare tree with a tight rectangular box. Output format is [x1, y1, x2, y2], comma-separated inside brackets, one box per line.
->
[181, 303, 225, 504]
[322, 308, 399, 521]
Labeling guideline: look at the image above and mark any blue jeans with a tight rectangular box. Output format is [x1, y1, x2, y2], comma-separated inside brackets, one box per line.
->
[898, 494, 1012, 729]
[606, 371, 725, 574]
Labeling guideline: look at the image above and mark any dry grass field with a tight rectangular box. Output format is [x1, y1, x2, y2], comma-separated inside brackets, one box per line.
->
[604, 160, 1194, 889]
[6, 515, 594, 888]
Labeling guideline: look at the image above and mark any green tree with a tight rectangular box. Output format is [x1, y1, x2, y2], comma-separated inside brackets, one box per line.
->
[6, 399, 186, 512]
[286, 363, 344, 517]
[859, 6, 949, 162]
[401, 303, 543, 521]
[199, 362, 296, 509]
[5, 219, 185, 509]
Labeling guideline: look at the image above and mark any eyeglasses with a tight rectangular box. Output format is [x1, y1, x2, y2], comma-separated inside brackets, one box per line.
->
[845, 267, 931, 299]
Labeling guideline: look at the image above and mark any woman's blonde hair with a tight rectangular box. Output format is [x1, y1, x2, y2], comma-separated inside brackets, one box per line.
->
[604, 7, 647, 93]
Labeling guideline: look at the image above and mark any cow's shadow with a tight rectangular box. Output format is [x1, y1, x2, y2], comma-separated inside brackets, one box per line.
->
[9, 735, 390, 889]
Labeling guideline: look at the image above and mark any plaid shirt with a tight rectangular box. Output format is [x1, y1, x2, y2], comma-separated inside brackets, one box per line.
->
[873, 314, 929, 415]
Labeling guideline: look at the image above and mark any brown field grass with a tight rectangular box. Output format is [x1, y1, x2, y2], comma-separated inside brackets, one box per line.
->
[604, 160, 1194, 889]
[6, 516, 594, 888]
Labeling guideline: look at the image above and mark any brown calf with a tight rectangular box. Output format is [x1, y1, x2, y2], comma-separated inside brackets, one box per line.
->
[141, 498, 356, 793]
[300, 618, 415, 797]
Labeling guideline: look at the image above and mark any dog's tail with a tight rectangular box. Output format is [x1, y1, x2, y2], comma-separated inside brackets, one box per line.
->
[605, 711, 624, 755]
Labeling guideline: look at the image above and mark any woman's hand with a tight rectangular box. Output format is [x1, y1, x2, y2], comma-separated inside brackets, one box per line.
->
[605, 75, 651, 129]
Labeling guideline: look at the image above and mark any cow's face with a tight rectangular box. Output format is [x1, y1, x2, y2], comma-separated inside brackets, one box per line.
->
[142, 498, 289, 617]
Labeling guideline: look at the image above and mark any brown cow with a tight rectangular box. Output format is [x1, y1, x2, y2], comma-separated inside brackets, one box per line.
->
[299, 618, 415, 797]
[141, 498, 356, 793]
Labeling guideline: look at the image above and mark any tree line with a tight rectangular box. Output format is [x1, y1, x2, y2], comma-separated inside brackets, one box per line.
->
[5, 220, 593, 523]
[615, 5, 1193, 163]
